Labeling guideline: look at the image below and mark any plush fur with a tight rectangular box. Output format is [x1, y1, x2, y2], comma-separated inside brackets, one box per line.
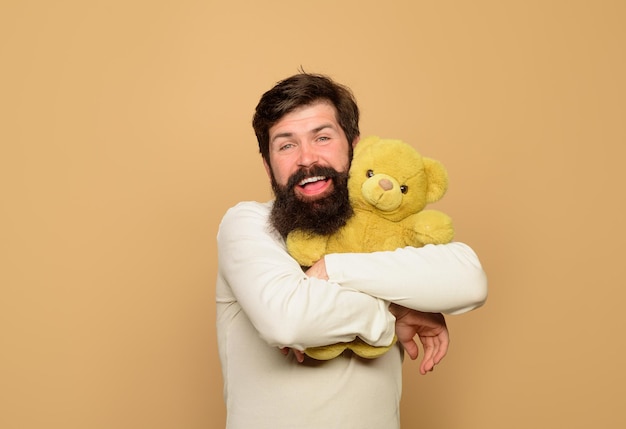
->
[286, 136, 454, 360]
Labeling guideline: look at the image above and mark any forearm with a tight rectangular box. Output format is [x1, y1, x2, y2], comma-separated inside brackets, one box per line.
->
[217, 202, 395, 349]
[324, 242, 488, 314]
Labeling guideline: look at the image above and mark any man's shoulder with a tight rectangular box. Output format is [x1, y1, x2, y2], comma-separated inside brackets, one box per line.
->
[218, 200, 281, 241]
[222, 200, 274, 221]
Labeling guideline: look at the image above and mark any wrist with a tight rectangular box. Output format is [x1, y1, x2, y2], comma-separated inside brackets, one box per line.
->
[388, 303, 409, 318]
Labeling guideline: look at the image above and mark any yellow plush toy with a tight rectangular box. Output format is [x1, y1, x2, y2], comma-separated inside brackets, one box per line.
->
[286, 135, 454, 360]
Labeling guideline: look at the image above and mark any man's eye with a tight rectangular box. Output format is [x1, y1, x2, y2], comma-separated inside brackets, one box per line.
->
[317, 136, 330, 142]
[400, 185, 408, 194]
[279, 143, 294, 151]
[366, 170, 374, 177]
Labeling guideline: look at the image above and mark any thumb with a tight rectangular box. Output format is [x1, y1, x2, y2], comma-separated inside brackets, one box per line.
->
[400, 338, 419, 360]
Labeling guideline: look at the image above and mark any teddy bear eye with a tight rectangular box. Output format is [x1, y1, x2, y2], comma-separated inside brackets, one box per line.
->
[400, 185, 408, 194]
[366, 170, 374, 178]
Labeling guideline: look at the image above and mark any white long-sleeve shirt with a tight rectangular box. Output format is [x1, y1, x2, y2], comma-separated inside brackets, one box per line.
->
[216, 201, 487, 429]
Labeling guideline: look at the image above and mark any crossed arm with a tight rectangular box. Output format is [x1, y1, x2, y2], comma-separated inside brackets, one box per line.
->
[218, 202, 487, 373]
[306, 258, 451, 375]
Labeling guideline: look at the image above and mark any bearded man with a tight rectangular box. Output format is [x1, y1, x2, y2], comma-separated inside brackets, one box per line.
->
[215, 73, 488, 429]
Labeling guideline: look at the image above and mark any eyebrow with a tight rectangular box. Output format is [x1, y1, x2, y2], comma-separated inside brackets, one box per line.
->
[270, 124, 336, 145]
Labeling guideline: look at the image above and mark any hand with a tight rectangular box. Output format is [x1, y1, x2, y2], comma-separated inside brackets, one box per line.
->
[305, 257, 328, 280]
[389, 304, 449, 375]
[279, 347, 305, 363]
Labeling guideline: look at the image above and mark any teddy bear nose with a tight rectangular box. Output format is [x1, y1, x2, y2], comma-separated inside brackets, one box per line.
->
[378, 178, 393, 191]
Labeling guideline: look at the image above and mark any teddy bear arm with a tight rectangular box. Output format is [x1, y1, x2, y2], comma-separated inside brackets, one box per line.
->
[285, 230, 330, 268]
[305, 336, 397, 360]
[305, 342, 349, 360]
[404, 209, 454, 246]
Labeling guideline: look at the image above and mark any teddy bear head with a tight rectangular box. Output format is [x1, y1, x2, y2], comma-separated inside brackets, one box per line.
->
[348, 136, 449, 222]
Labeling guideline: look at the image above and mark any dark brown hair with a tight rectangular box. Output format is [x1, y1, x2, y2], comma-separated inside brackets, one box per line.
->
[252, 73, 360, 165]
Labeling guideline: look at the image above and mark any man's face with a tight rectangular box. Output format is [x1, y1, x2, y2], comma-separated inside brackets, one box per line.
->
[265, 101, 357, 238]
[265, 101, 354, 200]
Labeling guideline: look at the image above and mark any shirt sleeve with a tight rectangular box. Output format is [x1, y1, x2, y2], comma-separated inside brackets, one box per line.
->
[324, 243, 488, 315]
[216, 201, 396, 350]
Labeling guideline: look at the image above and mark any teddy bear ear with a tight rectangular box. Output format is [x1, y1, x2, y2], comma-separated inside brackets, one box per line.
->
[354, 135, 380, 154]
[423, 157, 449, 203]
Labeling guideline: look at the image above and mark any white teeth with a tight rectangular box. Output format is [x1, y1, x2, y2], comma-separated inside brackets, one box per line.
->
[299, 176, 327, 186]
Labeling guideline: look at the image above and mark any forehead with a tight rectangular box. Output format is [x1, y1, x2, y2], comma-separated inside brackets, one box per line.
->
[269, 101, 340, 138]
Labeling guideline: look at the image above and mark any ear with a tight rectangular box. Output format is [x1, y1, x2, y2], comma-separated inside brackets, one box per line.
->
[263, 158, 273, 180]
[351, 135, 361, 149]
[423, 158, 449, 203]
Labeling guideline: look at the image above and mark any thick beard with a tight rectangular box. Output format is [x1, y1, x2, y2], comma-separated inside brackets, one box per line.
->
[269, 165, 353, 239]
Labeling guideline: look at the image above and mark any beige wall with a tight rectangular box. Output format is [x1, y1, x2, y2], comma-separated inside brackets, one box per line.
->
[2, 1, 625, 428]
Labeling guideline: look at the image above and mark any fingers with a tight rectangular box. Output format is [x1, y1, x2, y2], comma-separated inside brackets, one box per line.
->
[279, 347, 305, 362]
[400, 338, 420, 361]
[432, 330, 449, 365]
[418, 331, 450, 375]
[293, 349, 305, 363]
[279, 347, 306, 362]
[419, 336, 435, 375]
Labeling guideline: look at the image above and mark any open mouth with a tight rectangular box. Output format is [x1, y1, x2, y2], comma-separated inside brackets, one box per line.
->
[296, 175, 332, 197]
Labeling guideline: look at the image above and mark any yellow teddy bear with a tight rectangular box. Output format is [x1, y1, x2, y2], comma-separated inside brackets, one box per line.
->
[286, 135, 454, 360]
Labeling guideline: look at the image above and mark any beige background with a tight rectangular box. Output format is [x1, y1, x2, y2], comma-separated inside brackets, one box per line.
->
[2, 1, 625, 428]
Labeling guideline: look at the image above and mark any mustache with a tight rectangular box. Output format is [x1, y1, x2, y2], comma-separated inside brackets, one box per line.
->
[285, 165, 342, 190]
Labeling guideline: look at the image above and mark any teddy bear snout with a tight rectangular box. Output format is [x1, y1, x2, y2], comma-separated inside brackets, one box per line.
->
[379, 178, 393, 191]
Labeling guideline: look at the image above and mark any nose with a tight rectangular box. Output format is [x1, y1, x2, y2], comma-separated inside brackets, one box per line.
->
[379, 178, 393, 191]
[297, 142, 319, 167]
